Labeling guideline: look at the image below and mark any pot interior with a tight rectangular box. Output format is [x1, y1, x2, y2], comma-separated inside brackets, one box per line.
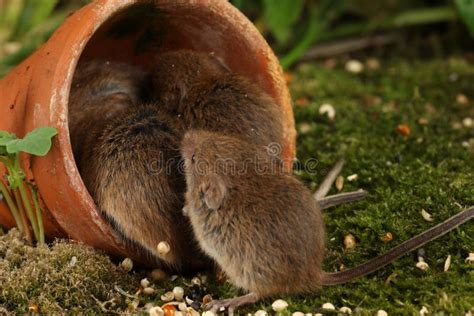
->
[78, 1, 275, 97]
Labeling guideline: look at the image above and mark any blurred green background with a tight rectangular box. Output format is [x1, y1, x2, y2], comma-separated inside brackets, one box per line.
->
[0, 0, 473, 77]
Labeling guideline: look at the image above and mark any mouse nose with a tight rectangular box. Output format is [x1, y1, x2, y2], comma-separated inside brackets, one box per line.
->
[181, 142, 196, 161]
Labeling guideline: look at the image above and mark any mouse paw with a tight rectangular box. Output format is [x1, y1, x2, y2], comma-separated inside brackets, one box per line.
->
[204, 293, 259, 314]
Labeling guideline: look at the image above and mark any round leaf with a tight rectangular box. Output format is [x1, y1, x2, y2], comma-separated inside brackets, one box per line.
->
[6, 126, 57, 156]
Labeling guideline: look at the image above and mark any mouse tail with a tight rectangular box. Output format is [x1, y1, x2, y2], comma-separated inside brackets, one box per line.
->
[322, 206, 474, 286]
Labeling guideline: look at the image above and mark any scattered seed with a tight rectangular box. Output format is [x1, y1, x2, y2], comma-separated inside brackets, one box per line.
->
[396, 124, 411, 136]
[421, 209, 433, 222]
[292, 312, 305, 316]
[141, 278, 150, 288]
[174, 311, 184, 316]
[347, 174, 358, 181]
[255, 310, 268, 316]
[150, 268, 167, 282]
[68, 256, 77, 267]
[202, 294, 213, 305]
[186, 307, 200, 316]
[144, 303, 155, 310]
[161, 291, 174, 302]
[298, 122, 312, 134]
[420, 306, 429, 315]
[178, 303, 187, 312]
[149, 306, 164, 316]
[339, 306, 352, 314]
[319, 103, 336, 120]
[129, 299, 139, 311]
[120, 257, 133, 272]
[452, 121, 462, 129]
[456, 93, 469, 104]
[416, 258, 429, 271]
[462, 117, 473, 128]
[162, 304, 177, 316]
[465, 253, 474, 263]
[191, 277, 202, 286]
[322, 302, 335, 310]
[366, 58, 380, 70]
[335, 175, 344, 191]
[202, 311, 215, 316]
[376, 310, 388, 316]
[379, 232, 393, 243]
[418, 118, 429, 125]
[345, 60, 364, 73]
[344, 234, 356, 250]
[272, 299, 289, 312]
[315, 314, 323, 316]
[173, 286, 184, 301]
[157, 241, 171, 256]
[444, 255, 452, 272]
[143, 287, 155, 295]
[185, 296, 194, 305]
[28, 304, 39, 313]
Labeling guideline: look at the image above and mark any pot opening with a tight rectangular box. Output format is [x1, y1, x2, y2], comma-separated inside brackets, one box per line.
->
[68, 0, 280, 186]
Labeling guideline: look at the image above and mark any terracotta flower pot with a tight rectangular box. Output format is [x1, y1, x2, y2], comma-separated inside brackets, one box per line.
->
[0, 0, 295, 265]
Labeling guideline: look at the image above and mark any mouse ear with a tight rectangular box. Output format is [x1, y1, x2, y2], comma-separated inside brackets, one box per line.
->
[199, 175, 227, 211]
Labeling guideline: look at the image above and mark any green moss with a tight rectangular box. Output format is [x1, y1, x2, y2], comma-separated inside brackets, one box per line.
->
[0, 229, 138, 313]
[285, 56, 474, 314]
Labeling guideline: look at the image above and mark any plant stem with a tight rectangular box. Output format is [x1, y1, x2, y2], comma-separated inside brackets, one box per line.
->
[12, 186, 32, 243]
[18, 180, 39, 242]
[0, 179, 24, 233]
[31, 186, 44, 244]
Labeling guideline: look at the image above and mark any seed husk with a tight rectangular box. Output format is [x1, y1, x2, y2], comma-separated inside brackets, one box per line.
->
[157, 241, 171, 256]
[272, 299, 289, 312]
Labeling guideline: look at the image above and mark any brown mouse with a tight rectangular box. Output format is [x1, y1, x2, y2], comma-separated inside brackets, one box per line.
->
[180, 130, 474, 312]
[68, 59, 150, 165]
[68, 61, 204, 271]
[151, 50, 285, 149]
[77, 104, 204, 270]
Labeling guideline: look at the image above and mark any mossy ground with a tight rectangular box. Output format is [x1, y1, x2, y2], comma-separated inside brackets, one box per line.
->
[1, 56, 473, 314]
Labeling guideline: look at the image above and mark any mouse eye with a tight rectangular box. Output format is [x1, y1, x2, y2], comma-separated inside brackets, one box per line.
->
[191, 153, 196, 163]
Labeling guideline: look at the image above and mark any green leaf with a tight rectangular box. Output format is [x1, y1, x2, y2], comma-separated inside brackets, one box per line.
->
[0, 131, 15, 145]
[455, 0, 474, 37]
[262, 0, 305, 45]
[6, 127, 57, 156]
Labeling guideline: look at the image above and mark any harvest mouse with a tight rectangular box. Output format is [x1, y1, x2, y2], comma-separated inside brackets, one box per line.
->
[180, 130, 474, 312]
[152, 50, 285, 148]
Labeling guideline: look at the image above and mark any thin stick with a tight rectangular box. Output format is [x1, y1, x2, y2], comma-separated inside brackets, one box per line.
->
[318, 190, 368, 210]
[314, 160, 345, 199]
[300, 33, 400, 61]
